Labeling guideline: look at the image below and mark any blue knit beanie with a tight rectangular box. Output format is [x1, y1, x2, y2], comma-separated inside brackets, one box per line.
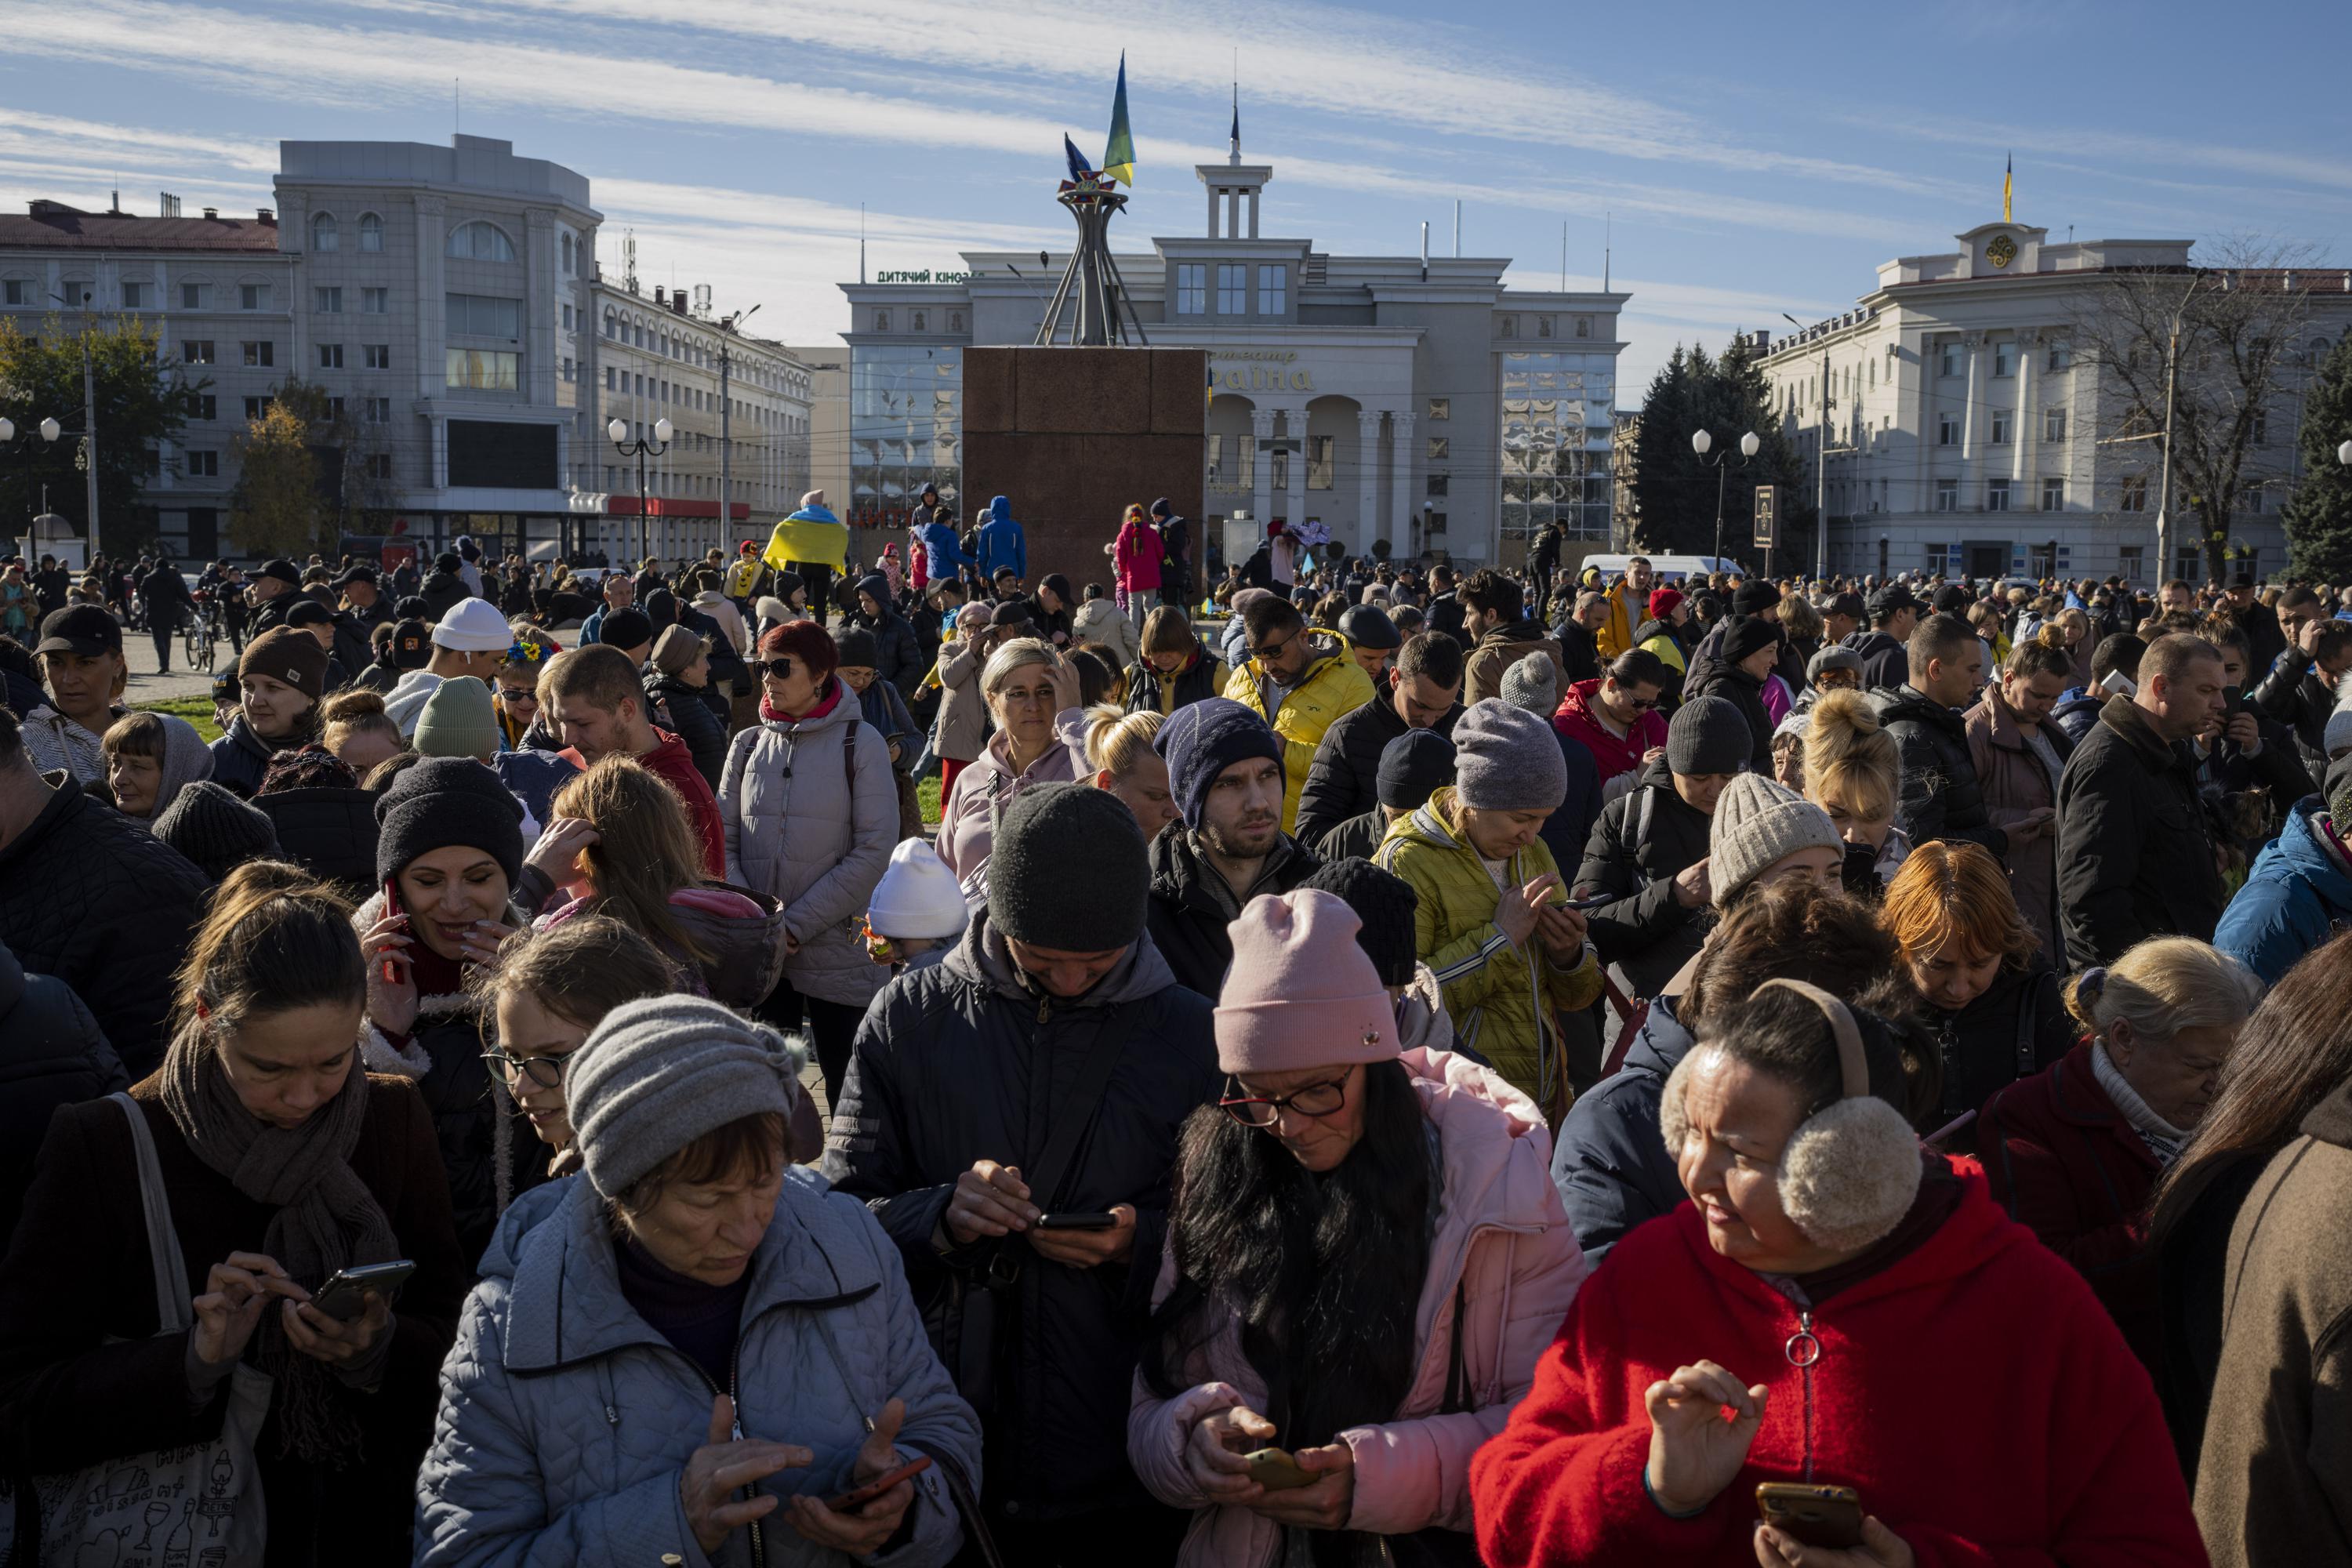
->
[1154, 697, 1285, 830]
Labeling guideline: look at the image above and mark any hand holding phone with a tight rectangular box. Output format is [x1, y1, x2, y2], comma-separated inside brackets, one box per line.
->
[1755, 1482, 1864, 1549]
[822, 1454, 931, 1513]
[1036, 1211, 1118, 1230]
[1242, 1446, 1318, 1492]
[310, 1259, 417, 1323]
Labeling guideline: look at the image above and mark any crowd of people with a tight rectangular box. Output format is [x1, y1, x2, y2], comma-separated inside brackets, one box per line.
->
[7, 501, 2352, 1566]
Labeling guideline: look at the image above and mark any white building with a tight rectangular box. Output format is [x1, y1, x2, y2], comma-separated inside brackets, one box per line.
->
[1759, 219, 2352, 585]
[839, 136, 1628, 568]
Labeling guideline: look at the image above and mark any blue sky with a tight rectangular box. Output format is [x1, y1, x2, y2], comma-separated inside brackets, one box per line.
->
[2, 0, 2343, 398]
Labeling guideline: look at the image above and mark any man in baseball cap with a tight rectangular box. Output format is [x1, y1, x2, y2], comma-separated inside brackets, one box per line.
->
[245, 557, 306, 637]
[21, 606, 129, 783]
[1850, 583, 1922, 690]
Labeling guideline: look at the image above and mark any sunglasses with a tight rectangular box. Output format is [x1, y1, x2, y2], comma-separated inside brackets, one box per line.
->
[1249, 630, 1299, 662]
[755, 656, 797, 681]
[495, 686, 538, 706]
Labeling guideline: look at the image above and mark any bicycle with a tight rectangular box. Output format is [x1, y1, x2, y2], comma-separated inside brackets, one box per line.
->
[183, 594, 216, 673]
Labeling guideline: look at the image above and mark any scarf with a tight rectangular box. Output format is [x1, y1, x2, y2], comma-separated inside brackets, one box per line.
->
[2092, 1040, 2192, 1166]
[160, 1023, 402, 1466]
[758, 673, 844, 726]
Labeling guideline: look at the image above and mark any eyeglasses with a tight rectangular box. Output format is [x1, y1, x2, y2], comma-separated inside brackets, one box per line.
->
[1219, 1072, 1352, 1127]
[481, 1046, 580, 1091]
[755, 656, 797, 681]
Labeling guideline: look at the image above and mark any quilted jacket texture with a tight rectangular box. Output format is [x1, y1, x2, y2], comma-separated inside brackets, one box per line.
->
[415, 1170, 981, 1568]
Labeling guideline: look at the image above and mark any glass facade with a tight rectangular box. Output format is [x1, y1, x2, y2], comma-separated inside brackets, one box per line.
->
[1498, 351, 1613, 542]
[850, 346, 962, 528]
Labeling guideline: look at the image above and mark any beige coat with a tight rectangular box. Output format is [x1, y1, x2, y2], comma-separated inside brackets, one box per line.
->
[933, 631, 992, 763]
[1964, 687, 2070, 958]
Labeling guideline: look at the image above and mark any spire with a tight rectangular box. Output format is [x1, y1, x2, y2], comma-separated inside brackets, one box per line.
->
[1229, 79, 1240, 166]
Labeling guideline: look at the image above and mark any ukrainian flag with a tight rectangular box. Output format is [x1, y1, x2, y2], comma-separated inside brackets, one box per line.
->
[762, 510, 847, 574]
[2003, 152, 2013, 223]
[1104, 53, 1136, 187]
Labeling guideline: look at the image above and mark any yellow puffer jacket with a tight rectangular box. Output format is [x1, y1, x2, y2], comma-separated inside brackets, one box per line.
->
[1593, 581, 1641, 661]
[1375, 787, 1604, 1116]
[1224, 632, 1376, 833]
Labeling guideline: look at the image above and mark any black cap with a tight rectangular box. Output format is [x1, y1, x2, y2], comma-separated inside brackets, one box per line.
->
[1338, 604, 1402, 651]
[2229, 568, 2257, 590]
[990, 600, 1034, 627]
[1730, 581, 1782, 618]
[1828, 590, 1867, 621]
[599, 607, 654, 652]
[332, 563, 379, 588]
[284, 599, 335, 629]
[1867, 583, 1921, 619]
[391, 618, 431, 670]
[34, 604, 123, 658]
[1931, 584, 1972, 615]
[258, 557, 303, 588]
[394, 594, 430, 619]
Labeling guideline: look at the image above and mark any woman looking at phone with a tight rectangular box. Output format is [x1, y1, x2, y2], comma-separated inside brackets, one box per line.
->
[415, 995, 982, 1567]
[0, 861, 464, 1566]
[1130, 889, 1587, 1566]
[1470, 980, 2205, 1567]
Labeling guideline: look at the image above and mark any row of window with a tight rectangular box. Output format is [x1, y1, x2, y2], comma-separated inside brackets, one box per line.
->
[1174, 263, 1287, 317]
[180, 339, 276, 366]
[308, 212, 550, 271]
[1936, 408, 2071, 445]
[6, 279, 279, 310]
[865, 308, 966, 336]
[1936, 338, 2073, 377]
[601, 309, 804, 395]
[1497, 315, 1595, 340]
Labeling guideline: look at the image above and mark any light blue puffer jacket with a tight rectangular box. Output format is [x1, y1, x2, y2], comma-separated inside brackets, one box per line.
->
[413, 1169, 981, 1568]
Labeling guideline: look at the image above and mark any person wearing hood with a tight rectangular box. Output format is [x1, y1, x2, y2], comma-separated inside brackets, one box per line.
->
[722, 619, 897, 1109]
[1473, 976, 2205, 1568]
[1115, 503, 1166, 627]
[22, 605, 130, 784]
[1377, 701, 1603, 1119]
[865, 837, 970, 976]
[416, 995, 982, 1568]
[419, 550, 473, 622]
[1842, 580, 1921, 691]
[1073, 581, 1141, 670]
[1681, 614, 1780, 775]
[823, 783, 1221, 1562]
[1460, 570, 1567, 708]
[764, 490, 851, 619]
[99, 709, 213, 821]
[1127, 604, 1228, 717]
[1129, 887, 1588, 1567]
[1549, 882, 1904, 1264]
[976, 494, 1027, 583]
[1295, 630, 1463, 850]
[847, 572, 925, 699]
[2216, 757, 2352, 983]
[1223, 593, 1377, 836]
[1873, 612, 2010, 859]
[210, 626, 331, 797]
[914, 500, 978, 594]
[543, 642, 726, 877]
[384, 597, 515, 739]
[1145, 699, 1324, 996]
[1571, 695, 1745, 1000]
[691, 576, 750, 657]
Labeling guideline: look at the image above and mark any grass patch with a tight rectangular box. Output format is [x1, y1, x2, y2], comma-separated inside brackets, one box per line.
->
[136, 695, 223, 743]
[918, 772, 941, 827]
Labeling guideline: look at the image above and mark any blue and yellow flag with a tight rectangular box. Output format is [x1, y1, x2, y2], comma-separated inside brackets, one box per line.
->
[1104, 53, 1136, 187]
[761, 512, 847, 574]
[2003, 152, 2013, 223]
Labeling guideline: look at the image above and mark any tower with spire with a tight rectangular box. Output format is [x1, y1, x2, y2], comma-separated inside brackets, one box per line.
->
[1199, 84, 1272, 238]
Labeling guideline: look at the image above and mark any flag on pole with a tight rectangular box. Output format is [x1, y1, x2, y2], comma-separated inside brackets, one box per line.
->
[1064, 134, 1094, 183]
[2003, 151, 2013, 223]
[1104, 52, 1137, 187]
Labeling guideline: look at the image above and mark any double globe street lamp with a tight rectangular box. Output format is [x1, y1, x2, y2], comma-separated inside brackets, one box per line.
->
[608, 416, 672, 568]
[1692, 427, 1761, 570]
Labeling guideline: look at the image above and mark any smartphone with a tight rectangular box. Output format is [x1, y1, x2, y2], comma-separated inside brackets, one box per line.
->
[1036, 1212, 1118, 1230]
[822, 1454, 932, 1514]
[1755, 1483, 1864, 1550]
[1565, 893, 1614, 911]
[1242, 1447, 1318, 1493]
[379, 878, 406, 984]
[310, 1259, 417, 1323]
[2223, 684, 2245, 717]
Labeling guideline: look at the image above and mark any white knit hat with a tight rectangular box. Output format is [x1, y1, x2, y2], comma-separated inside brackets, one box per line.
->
[2326, 691, 2352, 761]
[867, 839, 970, 939]
[1708, 773, 1839, 906]
[430, 596, 513, 652]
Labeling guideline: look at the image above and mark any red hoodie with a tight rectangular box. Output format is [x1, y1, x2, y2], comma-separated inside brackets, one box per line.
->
[563, 728, 725, 878]
[1471, 1178, 2206, 1568]
[1554, 677, 1668, 789]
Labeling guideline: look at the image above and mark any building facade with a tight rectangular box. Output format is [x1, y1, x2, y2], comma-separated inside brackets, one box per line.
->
[787, 344, 851, 523]
[1759, 220, 2352, 585]
[838, 143, 1627, 568]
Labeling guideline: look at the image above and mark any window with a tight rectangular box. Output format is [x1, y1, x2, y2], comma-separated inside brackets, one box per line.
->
[1427, 397, 1450, 420]
[325, 397, 345, 420]
[2247, 487, 2265, 514]
[559, 233, 574, 274]
[1987, 477, 2012, 512]
[1935, 478, 1958, 512]
[313, 343, 340, 369]
[561, 356, 574, 383]
[1426, 512, 1448, 535]
[1575, 316, 1592, 339]
[187, 450, 219, 477]
[604, 365, 616, 390]
[241, 284, 268, 311]
[2252, 411, 2268, 447]
[0, 279, 26, 306]
[559, 303, 572, 331]
[2042, 477, 2065, 511]
[872, 310, 891, 332]
[181, 339, 215, 364]
[1990, 411, 2011, 445]
[243, 397, 265, 420]
[2118, 544, 2144, 581]
[1271, 450, 1288, 493]
[191, 394, 216, 421]
[365, 396, 390, 423]
[1256, 264, 1287, 315]
[445, 292, 521, 337]
[241, 339, 274, 367]
[362, 287, 387, 314]
[365, 452, 393, 481]
[2044, 407, 2067, 442]
[1993, 340, 2015, 376]
[604, 307, 617, 337]
[314, 286, 342, 314]
[119, 281, 148, 309]
[1426, 474, 1450, 498]
[60, 279, 92, 307]
[358, 212, 382, 252]
[363, 343, 390, 369]
[1304, 434, 1334, 490]
[1938, 412, 1958, 446]
[445, 221, 517, 262]
[1217, 264, 1247, 314]
[1497, 315, 1518, 339]
[445, 348, 520, 390]
[1939, 341, 1960, 376]
[311, 212, 338, 252]
[2120, 474, 2149, 512]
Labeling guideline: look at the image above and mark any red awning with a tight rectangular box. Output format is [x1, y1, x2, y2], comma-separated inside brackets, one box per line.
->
[604, 497, 753, 520]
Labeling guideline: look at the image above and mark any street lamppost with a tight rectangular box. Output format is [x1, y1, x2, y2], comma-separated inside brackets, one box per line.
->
[608, 415, 672, 568]
[1691, 427, 1761, 570]
[1, 415, 78, 559]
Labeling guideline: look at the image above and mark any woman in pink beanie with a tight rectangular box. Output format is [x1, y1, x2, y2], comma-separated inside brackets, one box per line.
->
[1128, 887, 1589, 1567]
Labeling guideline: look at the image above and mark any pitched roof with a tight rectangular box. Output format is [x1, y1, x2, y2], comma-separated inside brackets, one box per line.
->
[0, 201, 280, 254]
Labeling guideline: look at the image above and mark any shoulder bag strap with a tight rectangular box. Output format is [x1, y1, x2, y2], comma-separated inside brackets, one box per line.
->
[109, 1092, 191, 1334]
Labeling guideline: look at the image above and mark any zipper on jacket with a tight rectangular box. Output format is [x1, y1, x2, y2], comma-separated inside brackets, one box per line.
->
[1784, 1308, 1821, 1483]
[679, 1343, 767, 1566]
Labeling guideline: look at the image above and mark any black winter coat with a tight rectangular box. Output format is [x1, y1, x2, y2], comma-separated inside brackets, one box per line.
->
[1538, 724, 1604, 881]
[1549, 998, 1692, 1264]
[822, 919, 1221, 1523]
[1315, 808, 1390, 864]
[1572, 755, 1711, 997]
[2236, 599, 2287, 675]
[1930, 962, 2073, 1136]
[1873, 685, 2007, 858]
[254, 784, 379, 893]
[2056, 695, 2228, 968]
[1292, 689, 1463, 850]
[1145, 826, 1320, 997]
[0, 775, 207, 1081]
[2253, 646, 2336, 782]
[0, 938, 126, 1243]
[1551, 619, 1600, 685]
[1842, 628, 1910, 692]
[1685, 662, 1775, 776]
[418, 570, 471, 622]
[644, 668, 728, 789]
[1123, 649, 1223, 715]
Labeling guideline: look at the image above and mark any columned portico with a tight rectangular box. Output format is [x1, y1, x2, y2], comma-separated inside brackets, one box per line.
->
[1389, 410, 1417, 552]
[1358, 409, 1384, 553]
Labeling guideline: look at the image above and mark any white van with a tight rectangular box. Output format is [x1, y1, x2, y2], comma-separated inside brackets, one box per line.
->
[1572, 553, 1739, 585]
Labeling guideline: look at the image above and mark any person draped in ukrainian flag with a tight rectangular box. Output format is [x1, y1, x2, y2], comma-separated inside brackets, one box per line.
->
[763, 489, 849, 623]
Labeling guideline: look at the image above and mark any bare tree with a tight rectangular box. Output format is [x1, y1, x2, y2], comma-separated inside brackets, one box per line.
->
[2077, 237, 2322, 583]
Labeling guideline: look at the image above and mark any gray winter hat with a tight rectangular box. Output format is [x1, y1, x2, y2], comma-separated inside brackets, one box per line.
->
[1708, 773, 1839, 907]
[1452, 698, 1566, 814]
[1667, 695, 1751, 777]
[568, 995, 803, 1200]
[1497, 651, 1562, 716]
[987, 782, 1149, 950]
[151, 780, 280, 883]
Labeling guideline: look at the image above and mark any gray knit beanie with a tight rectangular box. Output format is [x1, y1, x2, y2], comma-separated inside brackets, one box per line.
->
[1452, 699, 1566, 814]
[1497, 651, 1561, 716]
[1668, 694, 1751, 776]
[986, 782, 1149, 950]
[568, 995, 803, 1200]
[1708, 773, 1840, 906]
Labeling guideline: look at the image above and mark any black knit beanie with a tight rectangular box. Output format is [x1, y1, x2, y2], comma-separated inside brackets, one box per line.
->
[1721, 614, 1782, 668]
[1377, 728, 1457, 811]
[374, 756, 524, 887]
[1299, 857, 1420, 988]
[986, 783, 1147, 951]
[152, 780, 281, 883]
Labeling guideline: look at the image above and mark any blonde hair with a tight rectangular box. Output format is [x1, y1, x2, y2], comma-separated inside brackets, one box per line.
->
[1802, 688, 1897, 825]
[1084, 704, 1163, 779]
[549, 757, 711, 963]
[1882, 841, 2038, 971]
[1141, 604, 1196, 655]
[981, 637, 1054, 698]
[321, 688, 401, 756]
[2064, 937, 2259, 1046]
[1777, 593, 1823, 642]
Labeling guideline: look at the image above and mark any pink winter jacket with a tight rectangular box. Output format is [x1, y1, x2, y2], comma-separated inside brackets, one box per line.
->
[1126, 1047, 1589, 1566]
[1115, 519, 1166, 593]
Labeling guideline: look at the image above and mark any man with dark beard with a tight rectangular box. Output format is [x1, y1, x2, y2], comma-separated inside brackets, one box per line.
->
[1145, 698, 1323, 995]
